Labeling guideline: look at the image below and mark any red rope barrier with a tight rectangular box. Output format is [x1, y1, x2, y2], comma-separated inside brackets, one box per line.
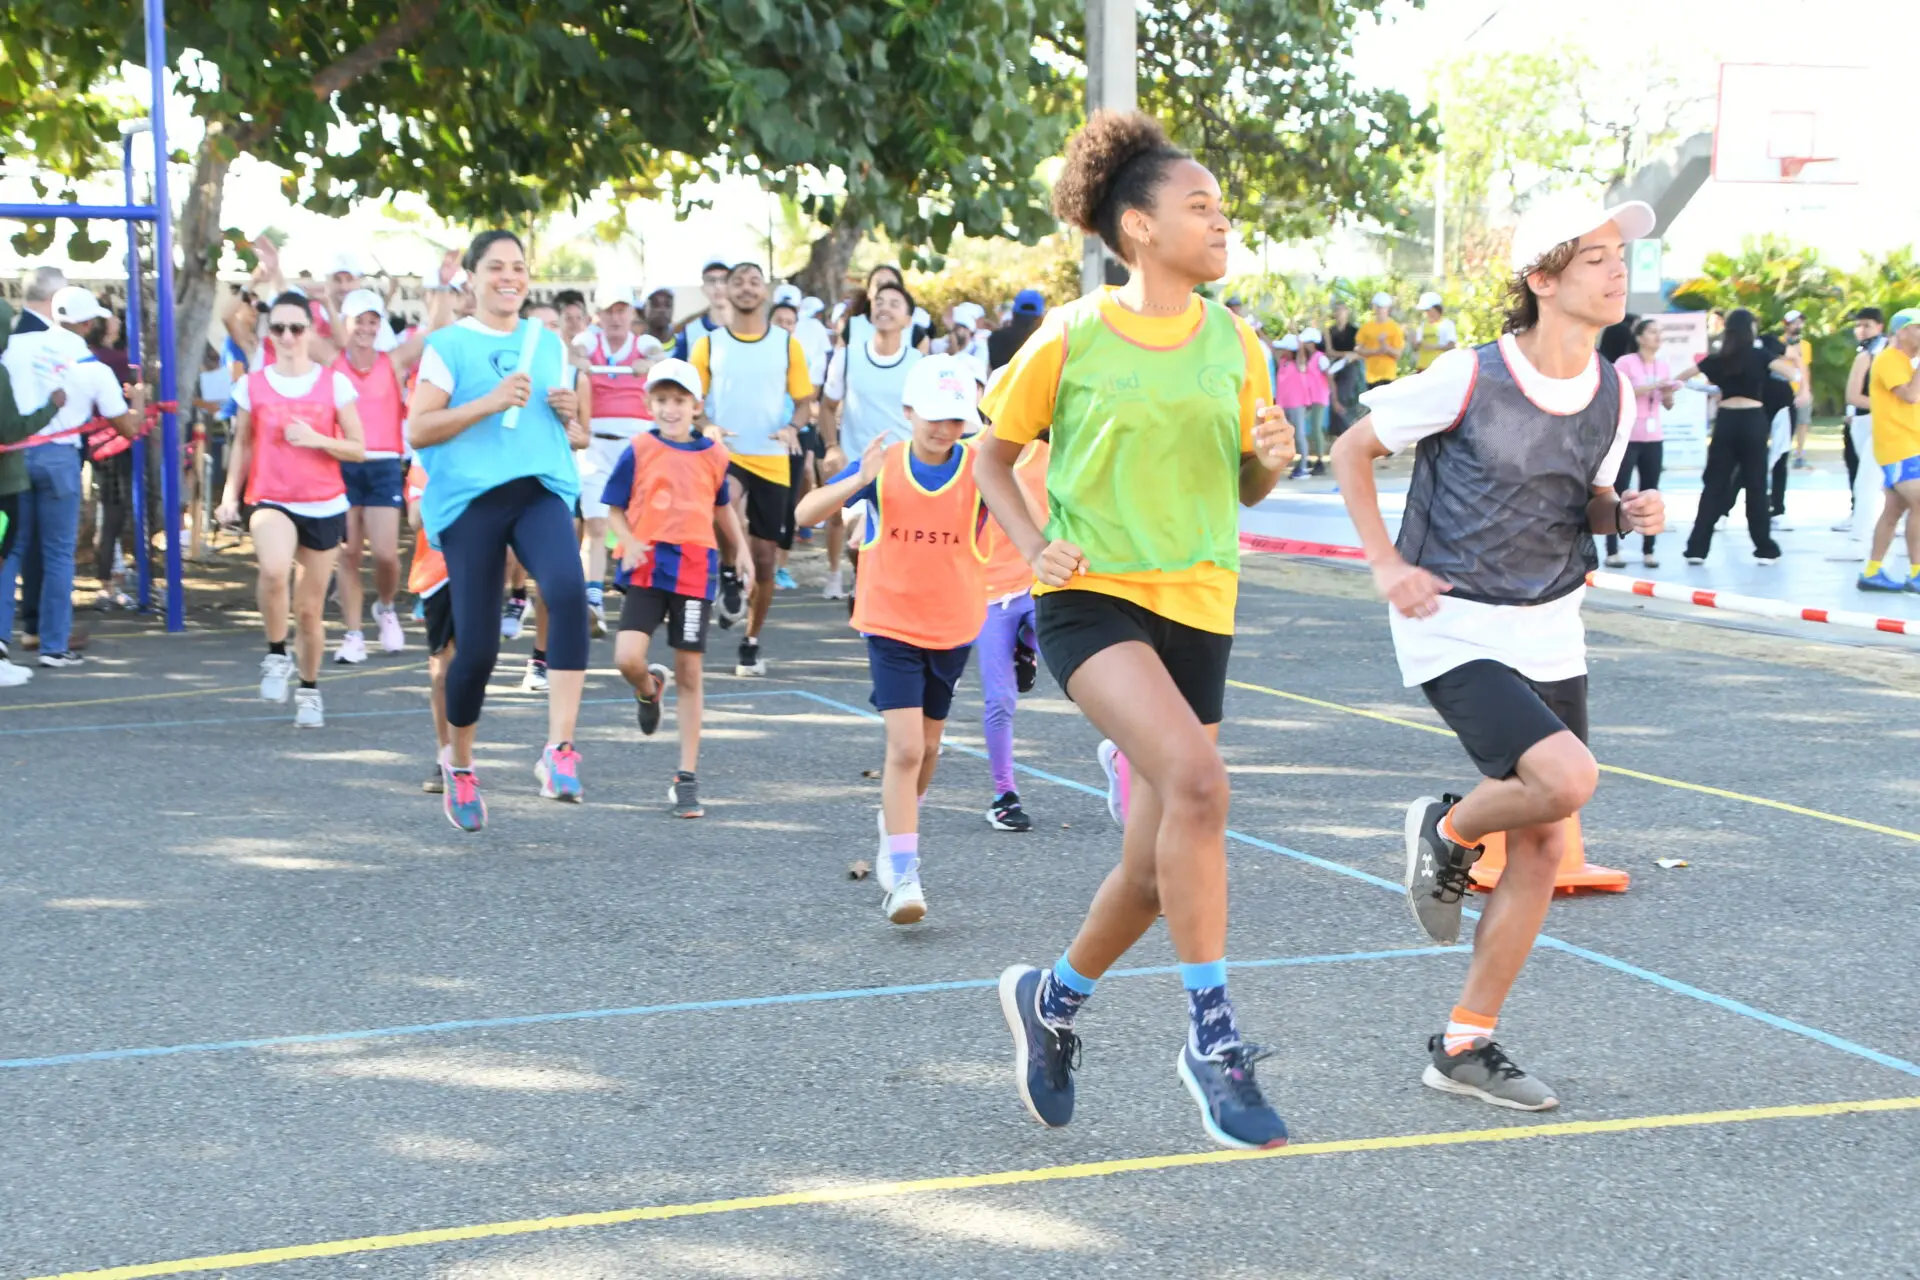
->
[0, 400, 177, 455]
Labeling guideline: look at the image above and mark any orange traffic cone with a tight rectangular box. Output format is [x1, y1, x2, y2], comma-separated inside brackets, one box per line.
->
[1467, 814, 1629, 895]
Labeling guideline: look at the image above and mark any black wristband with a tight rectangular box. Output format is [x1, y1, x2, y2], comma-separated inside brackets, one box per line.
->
[1615, 498, 1629, 536]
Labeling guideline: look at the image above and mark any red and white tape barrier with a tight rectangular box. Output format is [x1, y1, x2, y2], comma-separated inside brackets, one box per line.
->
[1585, 570, 1917, 636]
[1238, 532, 1365, 560]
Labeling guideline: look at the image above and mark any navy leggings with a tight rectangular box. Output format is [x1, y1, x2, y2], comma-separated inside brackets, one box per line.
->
[439, 477, 588, 727]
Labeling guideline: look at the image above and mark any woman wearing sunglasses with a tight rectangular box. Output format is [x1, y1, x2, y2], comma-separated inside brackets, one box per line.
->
[406, 230, 591, 832]
[217, 292, 367, 728]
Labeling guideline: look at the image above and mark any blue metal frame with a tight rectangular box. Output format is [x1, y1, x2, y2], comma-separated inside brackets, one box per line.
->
[0, 0, 184, 630]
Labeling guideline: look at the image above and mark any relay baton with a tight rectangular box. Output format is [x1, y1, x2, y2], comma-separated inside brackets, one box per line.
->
[501, 318, 541, 430]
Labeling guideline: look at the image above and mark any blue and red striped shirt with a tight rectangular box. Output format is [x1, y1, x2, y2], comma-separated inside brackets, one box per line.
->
[599, 430, 732, 601]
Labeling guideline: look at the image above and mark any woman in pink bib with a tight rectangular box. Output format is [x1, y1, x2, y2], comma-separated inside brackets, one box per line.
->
[217, 293, 367, 728]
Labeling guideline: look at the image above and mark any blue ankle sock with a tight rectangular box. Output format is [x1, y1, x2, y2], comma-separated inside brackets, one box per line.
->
[886, 833, 918, 882]
[586, 584, 604, 608]
[1181, 959, 1240, 1058]
[1038, 952, 1096, 1028]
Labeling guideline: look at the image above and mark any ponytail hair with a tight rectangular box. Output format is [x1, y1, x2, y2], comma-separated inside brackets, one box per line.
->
[1052, 110, 1188, 264]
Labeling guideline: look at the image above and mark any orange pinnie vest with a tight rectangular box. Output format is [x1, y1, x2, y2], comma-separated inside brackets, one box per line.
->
[244, 369, 345, 507]
[333, 351, 404, 455]
[981, 440, 1050, 600]
[404, 463, 447, 595]
[624, 431, 731, 549]
[851, 441, 988, 650]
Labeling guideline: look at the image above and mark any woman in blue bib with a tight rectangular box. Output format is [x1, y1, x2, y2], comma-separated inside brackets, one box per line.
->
[407, 230, 591, 832]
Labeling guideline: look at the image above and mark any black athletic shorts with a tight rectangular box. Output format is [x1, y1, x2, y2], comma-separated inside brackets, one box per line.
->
[619, 585, 711, 653]
[1421, 659, 1589, 780]
[252, 503, 347, 552]
[422, 587, 455, 656]
[728, 462, 793, 549]
[1034, 588, 1233, 725]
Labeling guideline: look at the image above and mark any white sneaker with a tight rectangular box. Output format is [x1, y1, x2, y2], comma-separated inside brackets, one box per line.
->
[874, 807, 895, 892]
[333, 630, 368, 665]
[1603, 554, 1626, 568]
[822, 568, 846, 600]
[259, 653, 295, 703]
[374, 604, 406, 654]
[1831, 516, 1855, 533]
[294, 687, 325, 728]
[884, 876, 927, 925]
[589, 601, 607, 639]
[0, 659, 33, 687]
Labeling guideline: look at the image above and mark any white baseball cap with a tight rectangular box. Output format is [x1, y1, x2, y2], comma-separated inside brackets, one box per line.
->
[1276, 333, 1300, 351]
[1300, 326, 1323, 345]
[771, 283, 803, 307]
[340, 288, 385, 319]
[1509, 192, 1656, 275]
[327, 250, 368, 278]
[51, 286, 111, 325]
[645, 357, 703, 398]
[1371, 292, 1394, 308]
[800, 296, 825, 319]
[951, 301, 985, 328]
[1784, 309, 1804, 323]
[595, 283, 640, 310]
[1417, 290, 1443, 311]
[902, 354, 982, 426]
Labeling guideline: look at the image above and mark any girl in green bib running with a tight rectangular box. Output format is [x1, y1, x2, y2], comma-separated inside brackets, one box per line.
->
[975, 110, 1297, 1150]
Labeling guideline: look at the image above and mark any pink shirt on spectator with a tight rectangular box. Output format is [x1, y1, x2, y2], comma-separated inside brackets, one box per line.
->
[1614, 352, 1668, 442]
[1297, 353, 1331, 406]
[1273, 357, 1308, 410]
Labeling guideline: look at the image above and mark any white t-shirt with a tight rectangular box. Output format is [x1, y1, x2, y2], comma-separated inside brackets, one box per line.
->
[48, 360, 132, 442]
[1361, 334, 1635, 688]
[823, 337, 913, 402]
[3, 326, 89, 422]
[231, 366, 358, 517]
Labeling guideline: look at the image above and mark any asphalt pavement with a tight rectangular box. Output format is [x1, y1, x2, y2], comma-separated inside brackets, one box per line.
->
[3, 550, 1917, 1279]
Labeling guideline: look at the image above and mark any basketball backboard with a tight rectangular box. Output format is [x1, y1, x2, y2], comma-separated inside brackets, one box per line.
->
[1713, 64, 1861, 185]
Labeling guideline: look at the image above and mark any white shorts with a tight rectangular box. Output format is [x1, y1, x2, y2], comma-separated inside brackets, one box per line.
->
[576, 423, 641, 518]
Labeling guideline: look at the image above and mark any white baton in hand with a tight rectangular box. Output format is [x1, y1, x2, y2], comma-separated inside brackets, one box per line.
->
[502, 318, 541, 430]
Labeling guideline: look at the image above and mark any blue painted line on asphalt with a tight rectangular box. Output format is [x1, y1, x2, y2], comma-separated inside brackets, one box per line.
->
[0, 946, 1464, 1070]
[788, 688, 1920, 1080]
[0, 690, 788, 738]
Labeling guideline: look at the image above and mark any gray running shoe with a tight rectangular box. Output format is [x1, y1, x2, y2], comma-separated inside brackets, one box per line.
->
[1422, 1034, 1559, 1111]
[1403, 794, 1482, 945]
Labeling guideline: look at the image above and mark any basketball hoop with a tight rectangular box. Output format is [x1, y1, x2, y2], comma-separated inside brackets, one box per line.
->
[1777, 155, 1835, 181]
[1714, 65, 1861, 186]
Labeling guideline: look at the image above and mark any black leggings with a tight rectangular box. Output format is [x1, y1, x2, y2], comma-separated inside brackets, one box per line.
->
[439, 477, 588, 727]
[1604, 440, 1663, 556]
[1685, 408, 1779, 560]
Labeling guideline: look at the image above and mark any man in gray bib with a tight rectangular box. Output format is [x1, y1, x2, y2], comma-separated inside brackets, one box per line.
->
[1330, 191, 1666, 1113]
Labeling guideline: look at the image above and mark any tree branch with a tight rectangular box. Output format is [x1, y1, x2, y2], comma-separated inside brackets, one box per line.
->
[309, 0, 443, 100]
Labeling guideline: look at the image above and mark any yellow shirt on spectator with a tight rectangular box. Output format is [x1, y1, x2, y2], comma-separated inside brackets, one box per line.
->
[1870, 345, 1920, 465]
[1357, 318, 1405, 384]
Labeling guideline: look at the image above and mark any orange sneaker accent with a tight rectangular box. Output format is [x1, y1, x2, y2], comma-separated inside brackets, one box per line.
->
[1467, 813, 1630, 895]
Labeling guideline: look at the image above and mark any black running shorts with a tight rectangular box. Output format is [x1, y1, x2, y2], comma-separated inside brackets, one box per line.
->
[1034, 588, 1233, 725]
[1421, 658, 1588, 780]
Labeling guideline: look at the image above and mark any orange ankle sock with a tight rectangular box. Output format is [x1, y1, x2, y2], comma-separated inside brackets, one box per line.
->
[1442, 1004, 1497, 1055]
[1440, 807, 1476, 850]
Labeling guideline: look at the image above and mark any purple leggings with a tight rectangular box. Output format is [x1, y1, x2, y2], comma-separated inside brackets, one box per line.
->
[975, 591, 1036, 795]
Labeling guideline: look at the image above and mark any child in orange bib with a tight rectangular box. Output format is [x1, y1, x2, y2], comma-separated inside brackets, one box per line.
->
[796, 355, 988, 925]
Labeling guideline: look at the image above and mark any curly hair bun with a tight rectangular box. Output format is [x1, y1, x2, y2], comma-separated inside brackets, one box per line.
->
[1052, 110, 1174, 233]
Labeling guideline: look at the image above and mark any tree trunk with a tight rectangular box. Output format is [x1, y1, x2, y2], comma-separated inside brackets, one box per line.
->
[791, 215, 865, 305]
[172, 123, 238, 395]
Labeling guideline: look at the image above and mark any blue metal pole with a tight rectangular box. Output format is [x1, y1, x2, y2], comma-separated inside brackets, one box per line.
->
[123, 132, 152, 613]
[146, 0, 184, 632]
[0, 204, 159, 221]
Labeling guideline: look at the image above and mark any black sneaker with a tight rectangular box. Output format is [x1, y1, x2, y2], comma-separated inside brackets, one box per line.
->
[1177, 1043, 1289, 1149]
[987, 791, 1032, 832]
[736, 637, 765, 676]
[668, 770, 704, 818]
[716, 567, 745, 629]
[998, 965, 1079, 1127]
[1403, 794, 1482, 945]
[1013, 641, 1037, 694]
[38, 651, 86, 668]
[634, 662, 668, 735]
[1310, 459, 1326, 477]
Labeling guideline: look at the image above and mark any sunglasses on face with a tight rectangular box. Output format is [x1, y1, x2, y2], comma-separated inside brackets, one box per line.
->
[269, 322, 308, 336]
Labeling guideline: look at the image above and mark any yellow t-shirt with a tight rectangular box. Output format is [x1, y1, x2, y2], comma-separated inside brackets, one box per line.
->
[689, 330, 815, 485]
[979, 290, 1271, 635]
[1357, 318, 1405, 384]
[1788, 339, 1812, 394]
[1870, 345, 1920, 465]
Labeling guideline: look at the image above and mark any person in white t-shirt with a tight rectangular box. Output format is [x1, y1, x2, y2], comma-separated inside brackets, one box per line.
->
[1329, 192, 1666, 1114]
[217, 293, 368, 728]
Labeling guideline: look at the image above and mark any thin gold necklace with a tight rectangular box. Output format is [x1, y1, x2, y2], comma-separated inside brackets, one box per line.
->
[1115, 293, 1190, 316]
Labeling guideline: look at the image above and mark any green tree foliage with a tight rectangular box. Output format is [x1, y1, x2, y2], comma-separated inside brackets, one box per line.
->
[1039, 1, 1435, 247]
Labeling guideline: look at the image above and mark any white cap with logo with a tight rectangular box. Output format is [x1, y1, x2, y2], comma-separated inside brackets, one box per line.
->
[902, 354, 982, 426]
[1509, 191, 1656, 276]
[51, 286, 111, 326]
[340, 288, 385, 319]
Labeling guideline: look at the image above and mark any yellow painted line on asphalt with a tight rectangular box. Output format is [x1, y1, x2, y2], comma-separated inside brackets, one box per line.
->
[1226, 678, 1920, 844]
[30, 1094, 1920, 1278]
[0, 660, 427, 713]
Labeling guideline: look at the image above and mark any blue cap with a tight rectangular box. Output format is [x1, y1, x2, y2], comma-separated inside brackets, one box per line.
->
[1892, 308, 1920, 334]
[1013, 289, 1045, 317]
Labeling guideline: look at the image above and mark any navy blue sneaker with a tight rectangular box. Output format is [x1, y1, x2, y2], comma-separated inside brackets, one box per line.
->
[1178, 1043, 1288, 1149]
[998, 965, 1079, 1127]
